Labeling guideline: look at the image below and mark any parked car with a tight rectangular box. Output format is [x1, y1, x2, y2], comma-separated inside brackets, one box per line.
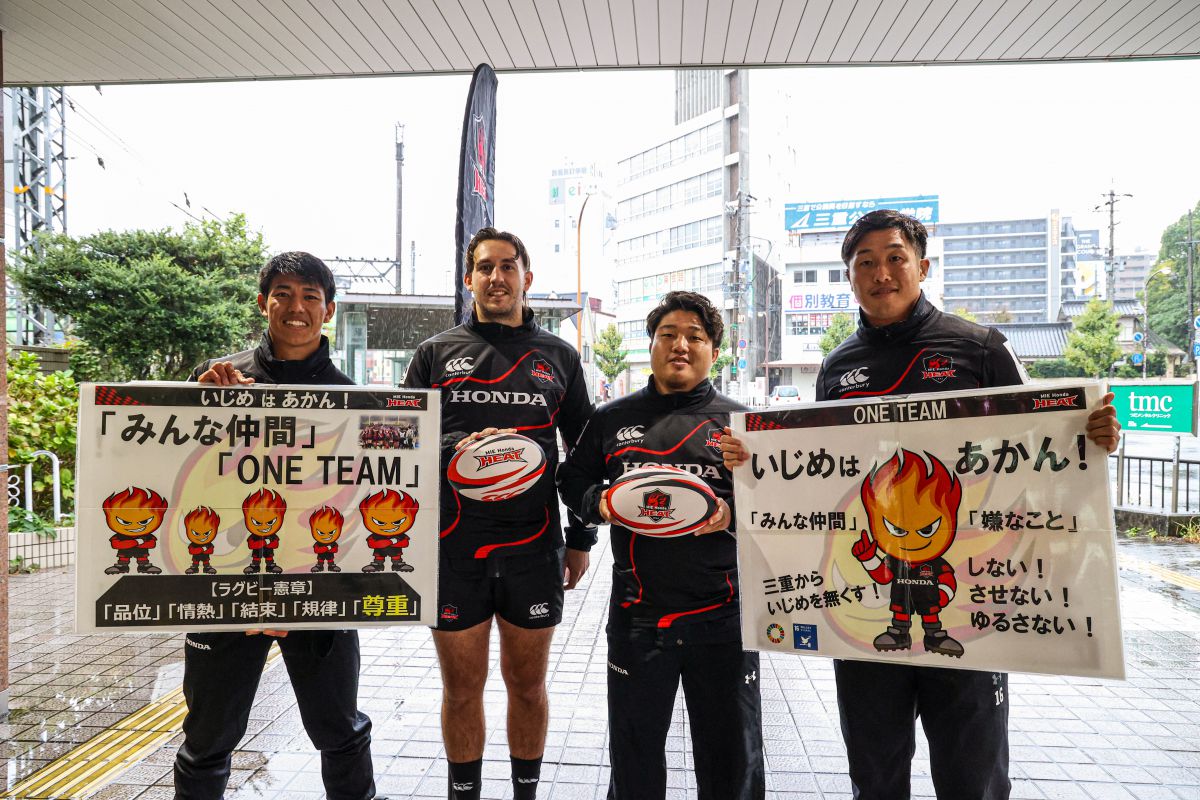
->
[768, 384, 801, 407]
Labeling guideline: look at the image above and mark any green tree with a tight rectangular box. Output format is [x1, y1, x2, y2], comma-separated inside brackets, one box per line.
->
[952, 307, 979, 323]
[1147, 200, 1200, 352]
[10, 215, 267, 380]
[7, 350, 78, 520]
[594, 324, 629, 387]
[990, 307, 1013, 324]
[1026, 358, 1085, 379]
[819, 313, 857, 356]
[711, 352, 733, 380]
[1064, 298, 1122, 378]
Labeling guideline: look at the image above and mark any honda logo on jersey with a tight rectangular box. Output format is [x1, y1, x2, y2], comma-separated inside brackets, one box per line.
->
[615, 425, 644, 443]
[445, 357, 475, 374]
[448, 390, 548, 406]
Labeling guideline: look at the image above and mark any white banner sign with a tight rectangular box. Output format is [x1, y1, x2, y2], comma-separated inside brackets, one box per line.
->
[733, 382, 1124, 679]
[75, 382, 441, 632]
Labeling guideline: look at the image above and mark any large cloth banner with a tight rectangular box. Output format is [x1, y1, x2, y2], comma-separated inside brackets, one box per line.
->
[75, 383, 441, 632]
[454, 62, 498, 324]
[733, 382, 1124, 679]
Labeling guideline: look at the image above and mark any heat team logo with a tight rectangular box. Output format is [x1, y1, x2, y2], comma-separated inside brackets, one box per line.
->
[386, 397, 422, 408]
[919, 563, 934, 579]
[531, 358, 554, 383]
[475, 448, 526, 469]
[638, 490, 675, 520]
[921, 353, 956, 383]
[1032, 395, 1080, 410]
[766, 623, 786, 644]
[440, 604, 459, 621]
[705, 429, 723, 449]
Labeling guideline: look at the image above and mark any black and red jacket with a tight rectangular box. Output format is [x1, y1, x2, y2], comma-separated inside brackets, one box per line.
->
[403, 309, 594, 561]
[558, 378, 745, 639]
[816, 293, 1026, 401]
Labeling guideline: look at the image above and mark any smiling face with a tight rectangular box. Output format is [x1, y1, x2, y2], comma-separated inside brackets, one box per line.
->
[242, 489, 286, 536]
[309, 506, 344, 544]
[258, 275, 335, 361]
[183, 507, 220, 545]
[650, 309, 718, 394]
[846, 227, 929, 328]
[466, 238, 532, 326]
[861, 451, 961, 563]
[103, 487, 167, 536]
[358, 489, 418, 537]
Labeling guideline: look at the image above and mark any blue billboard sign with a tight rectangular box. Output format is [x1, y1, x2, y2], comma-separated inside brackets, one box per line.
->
[785, 195, 939, 232]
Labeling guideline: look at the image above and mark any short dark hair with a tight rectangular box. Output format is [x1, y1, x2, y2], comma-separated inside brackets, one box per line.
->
[645, 291, 725, 348]
[259, 252, 336, 302]
[466, 227, 531, 273]
[841, 209, 929, 266]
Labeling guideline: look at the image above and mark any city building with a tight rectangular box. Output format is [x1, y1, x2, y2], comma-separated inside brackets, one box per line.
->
[1114, 249, 1159, 302]
[610, 69, 795, 401]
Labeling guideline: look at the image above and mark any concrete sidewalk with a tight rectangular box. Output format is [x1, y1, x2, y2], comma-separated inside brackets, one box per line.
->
[4, 536, 1200, 799]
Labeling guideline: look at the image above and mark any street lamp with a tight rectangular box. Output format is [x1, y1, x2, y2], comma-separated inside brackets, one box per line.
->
[1141, 264, 1172, 378]
[575, 192, 594, 355]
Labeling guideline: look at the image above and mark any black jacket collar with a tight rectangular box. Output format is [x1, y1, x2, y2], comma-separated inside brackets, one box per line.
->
[466, 307, 538, 341]
[254, 333, 336, 383]
[640, 376, 716, 412]
[857, 292, 937, 345]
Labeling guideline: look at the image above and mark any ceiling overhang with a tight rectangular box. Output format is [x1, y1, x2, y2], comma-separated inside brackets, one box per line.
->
[3, 0, 1199, 87]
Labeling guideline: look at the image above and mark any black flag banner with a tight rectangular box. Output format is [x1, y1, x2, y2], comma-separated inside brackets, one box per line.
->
[454, 63, 498, 324]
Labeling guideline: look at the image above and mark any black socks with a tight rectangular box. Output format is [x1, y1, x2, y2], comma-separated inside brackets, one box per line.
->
[511, 755, 543, 800]
[447, 758, 482, 800]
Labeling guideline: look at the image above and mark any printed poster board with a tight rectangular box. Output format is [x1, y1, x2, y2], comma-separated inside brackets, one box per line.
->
[733, 382, 1124, 679]
[75, 382, 440, 632]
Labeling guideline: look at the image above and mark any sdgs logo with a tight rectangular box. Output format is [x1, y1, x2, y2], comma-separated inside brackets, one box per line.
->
[766, 623, 786, 644]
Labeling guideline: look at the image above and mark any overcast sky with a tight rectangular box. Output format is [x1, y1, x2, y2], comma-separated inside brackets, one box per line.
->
[30, 57, 1200, 300]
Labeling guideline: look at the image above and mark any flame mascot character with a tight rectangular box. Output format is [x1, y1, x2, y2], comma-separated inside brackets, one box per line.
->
[183, 506, 221, 575]
[853, 449, 965, 657]
[242, 488, 286, 574]
[359, 489, 418, 573]
[308, 505, 344, 573]
[103, 487, 167, 574]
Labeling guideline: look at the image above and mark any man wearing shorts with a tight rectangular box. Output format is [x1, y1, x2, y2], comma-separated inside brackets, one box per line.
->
[403, 227, 594, 799]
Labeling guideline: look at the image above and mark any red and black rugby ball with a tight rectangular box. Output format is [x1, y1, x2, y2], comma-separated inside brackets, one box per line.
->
[447, 433, 547, 502]
[603, 466, 719, 537]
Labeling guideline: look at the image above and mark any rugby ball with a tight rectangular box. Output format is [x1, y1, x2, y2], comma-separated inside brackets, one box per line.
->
[604, 466, 719, 537]
[447, 432, 547, 502]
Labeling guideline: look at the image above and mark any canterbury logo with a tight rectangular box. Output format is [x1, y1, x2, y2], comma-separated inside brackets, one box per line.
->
[445, 357, 475, 372]
[615, 425, 644, 442]
[529, 603, 550, 617]
[452, 782, 475, 791]
[840, 367, 868, 387]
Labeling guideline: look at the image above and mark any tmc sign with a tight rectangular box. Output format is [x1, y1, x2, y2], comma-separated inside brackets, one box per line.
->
[1109, 382, 1197, 435]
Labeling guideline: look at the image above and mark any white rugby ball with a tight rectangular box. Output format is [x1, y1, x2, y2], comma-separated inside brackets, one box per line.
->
[447, 433, 547, 502]
[604, 466, 719, 537]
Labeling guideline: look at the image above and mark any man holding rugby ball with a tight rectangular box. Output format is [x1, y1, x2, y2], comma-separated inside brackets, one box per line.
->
[403, 228, 594, 800]
[558, 290, 765, 800]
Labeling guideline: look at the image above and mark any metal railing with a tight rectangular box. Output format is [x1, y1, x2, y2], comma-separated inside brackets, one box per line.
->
[1111, 450, 1200, 514]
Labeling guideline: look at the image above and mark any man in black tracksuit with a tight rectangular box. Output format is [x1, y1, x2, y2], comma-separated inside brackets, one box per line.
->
[403, 227, 594, 800]
[173, 252, 376, 800]
[806, 210, 1120, 799]
[559, 291, 765, 800]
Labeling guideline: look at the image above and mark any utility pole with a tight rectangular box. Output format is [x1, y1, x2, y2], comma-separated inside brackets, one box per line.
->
[394, 123, 405, 293]
[1095, 189, 1132, 302]
[1187, 210, 1196, 367]
[410, 240, 416, 295]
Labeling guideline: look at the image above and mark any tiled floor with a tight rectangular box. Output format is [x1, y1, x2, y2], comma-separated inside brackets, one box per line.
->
[5, 535, 1200, 798]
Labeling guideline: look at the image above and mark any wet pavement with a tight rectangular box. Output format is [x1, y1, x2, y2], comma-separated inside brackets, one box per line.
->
[4, 535, 1200, 799]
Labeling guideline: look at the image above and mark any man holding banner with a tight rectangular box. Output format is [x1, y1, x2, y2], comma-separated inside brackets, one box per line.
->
[173, 252, 377, 800]
[403, 228, 594, 800]
[724, 209, 1120, 800]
